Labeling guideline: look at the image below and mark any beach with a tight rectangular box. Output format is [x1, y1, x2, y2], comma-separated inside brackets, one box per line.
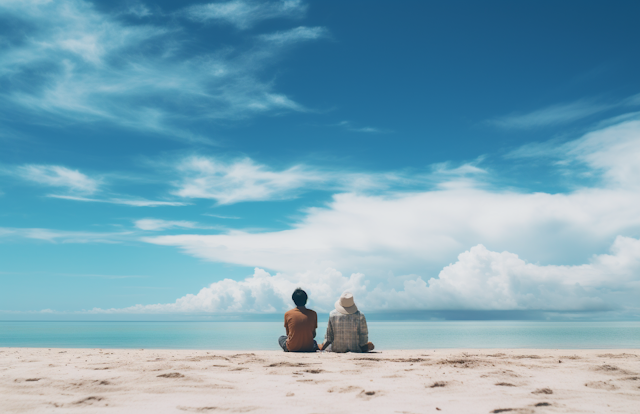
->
[1, 348, 638, 413]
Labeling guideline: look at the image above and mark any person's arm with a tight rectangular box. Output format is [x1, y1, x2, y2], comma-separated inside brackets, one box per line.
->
[320, 316, 333, 350]
[358, 313, 369, 352]
[284, 314, 289, 336]
[312, 311, 318, 338]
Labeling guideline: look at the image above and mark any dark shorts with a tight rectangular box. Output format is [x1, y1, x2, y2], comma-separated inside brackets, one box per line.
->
[278, 335, 318, 352]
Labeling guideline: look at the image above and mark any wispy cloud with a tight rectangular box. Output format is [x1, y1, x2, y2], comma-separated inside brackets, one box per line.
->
[0, 271, 147, 279]
[488, 100, 610, 129]
[257, 26, 327, 45]
[183, 0, 306, 29]
[171, 156, 323, 204]
[47, 195, 187, 207]
[0, 227, 132, 244]
[0, 0, 325, 141]
[14, 164, 100, 194]
[168, 155, 487, 204]
[134, 218, 200, 231]
[487, 93, 640, 130]
[203, 213, 241, 219]
[336, 121, 390, 134]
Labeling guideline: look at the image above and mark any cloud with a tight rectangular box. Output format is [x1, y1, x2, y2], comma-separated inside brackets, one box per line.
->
[257, 26, 327, 45]
[0, 227, 132, 244]
[134, 218, 200, 231]
[144, 117, 640, 282]
[336, 120, 389, 134]
[488, 100, 610, 129]
[15, 165, 100, 194]
[86, 235, 640, 314]
[183, 0, 306, 29]
[488, 93, 640, 130]
[171, 156, 324, 204]
[125, 3, 152, 18]
[171, 156, 317, 203]
[48, 195, 187, 207]
[564, 117, 640, 189]
[0, 0, 324, 140]
[168, 154, 486, 205]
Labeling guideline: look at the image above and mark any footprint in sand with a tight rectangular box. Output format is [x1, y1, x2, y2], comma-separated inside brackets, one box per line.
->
[584, 381, 618, 390]
[428, 381, 447, 388]
[495, 382, 516, 387]
[594, 364, 635, 375]
[266, 362, 309, 368]
[357, 390, 380, 400]
[73, 396, 104, 405]
[157, 372, 185, 378]
[531, 388, 553, 394]
[328, 385, 361, 393]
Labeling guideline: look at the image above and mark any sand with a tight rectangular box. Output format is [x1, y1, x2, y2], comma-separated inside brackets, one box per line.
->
[1, 348, 639, 413]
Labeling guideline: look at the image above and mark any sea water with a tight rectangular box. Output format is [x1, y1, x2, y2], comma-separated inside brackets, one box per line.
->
[1, 321, 639, 349]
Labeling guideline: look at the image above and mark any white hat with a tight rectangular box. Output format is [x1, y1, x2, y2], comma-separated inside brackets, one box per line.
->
[335, 292, 358, 314]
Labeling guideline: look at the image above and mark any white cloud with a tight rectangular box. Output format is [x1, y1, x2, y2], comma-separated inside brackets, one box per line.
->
[565, 118, 640, 189]
[336, 120, 389, 134]
[125, 3, 152, 18]
[135, 218, 199, 231]
[168, 154, 486, 205]
[489, 100, 611, 129]
[0, 0, 323, 140]
[183, 0, 306, 29]
[48, 194, 187, 207]
[171, 156, 324, 204]
[87, 235, 640, 314]
[258, 26, 327, 45]
[142, 117, 640, 292]
[0, 227, 132, 244]
[15, 164, 100, 194]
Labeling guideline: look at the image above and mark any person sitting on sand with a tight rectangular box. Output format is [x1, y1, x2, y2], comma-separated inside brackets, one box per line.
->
[319, 292, 374, 353]
[278, 288, 318, 352]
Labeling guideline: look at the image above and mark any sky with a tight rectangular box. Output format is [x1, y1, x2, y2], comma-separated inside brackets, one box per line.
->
[1, 0, 640, 320]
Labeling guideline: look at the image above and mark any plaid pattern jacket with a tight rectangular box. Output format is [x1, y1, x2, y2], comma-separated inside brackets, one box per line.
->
[324, 309, 368, 353]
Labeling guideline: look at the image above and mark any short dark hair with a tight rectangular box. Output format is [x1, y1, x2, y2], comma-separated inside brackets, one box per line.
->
[292, 288, 308, 307]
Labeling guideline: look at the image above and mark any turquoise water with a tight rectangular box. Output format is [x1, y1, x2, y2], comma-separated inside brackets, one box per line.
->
[1, 321, 639, 350]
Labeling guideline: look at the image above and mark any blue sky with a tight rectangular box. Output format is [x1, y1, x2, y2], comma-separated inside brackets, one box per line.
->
[1, 0, 640, 319]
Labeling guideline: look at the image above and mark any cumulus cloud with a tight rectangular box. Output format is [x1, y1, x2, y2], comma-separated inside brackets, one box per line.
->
[88, 236, 640, 314]
[144, 117, 640, 286]
[183, 0, 306, 29]
[15, 165, 100, 194]
[0, 0, 324, 140]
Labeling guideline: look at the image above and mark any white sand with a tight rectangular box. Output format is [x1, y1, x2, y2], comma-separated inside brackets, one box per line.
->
[1, 348, 639, 413]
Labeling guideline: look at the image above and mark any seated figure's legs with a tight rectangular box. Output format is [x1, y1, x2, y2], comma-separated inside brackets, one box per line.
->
[278, 335, 288, 352]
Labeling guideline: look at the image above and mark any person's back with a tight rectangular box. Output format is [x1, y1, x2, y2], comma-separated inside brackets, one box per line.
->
[284, 306, 317, 352]
[322, 292, 373, 353]
[278, 288, 318, 352]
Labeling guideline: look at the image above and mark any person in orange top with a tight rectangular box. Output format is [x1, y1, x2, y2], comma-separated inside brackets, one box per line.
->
[278, 288, 318, 352]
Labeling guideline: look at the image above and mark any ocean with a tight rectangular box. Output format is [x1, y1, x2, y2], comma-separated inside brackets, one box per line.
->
[1, 321, 639, 349]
